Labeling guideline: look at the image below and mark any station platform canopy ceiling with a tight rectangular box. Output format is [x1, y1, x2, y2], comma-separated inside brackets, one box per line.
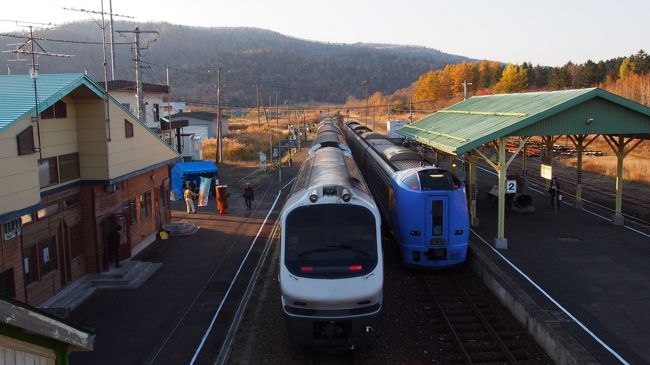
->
[397, 88, 650, 155]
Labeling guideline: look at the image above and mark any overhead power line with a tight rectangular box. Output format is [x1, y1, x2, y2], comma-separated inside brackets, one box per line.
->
[0, 32, 130, 45]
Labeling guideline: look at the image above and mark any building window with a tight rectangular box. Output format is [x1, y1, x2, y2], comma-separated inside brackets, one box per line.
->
[2, 219, 21, 241]
[0, 269, 16, 298]
[58, 153, 80, 182]
[20, 213, 34, 226]
[40, 100, 67, 119]
[140, 191, 151, 220]
[37, 203, 60, 219]
[69, 224, 83, 259]
[63, 194, 80, 209]
[125, 119, 134, 138]
[129, 198, 137, 225]
[153, 103, 160, 122]
[17, 126, 35, 155]
[23, 246, 38, 285]
[38, 238, 57, 275]
[39, 157, 59, 188]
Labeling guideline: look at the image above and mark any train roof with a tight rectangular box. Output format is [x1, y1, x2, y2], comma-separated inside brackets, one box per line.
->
[317, 122, 342, 135]
[360, 131, 385, 140]
[352, 125, 371, 134]
[291, 147, 369, 197]
[309, 130, 351, 156]
[313, 130, 347, 147]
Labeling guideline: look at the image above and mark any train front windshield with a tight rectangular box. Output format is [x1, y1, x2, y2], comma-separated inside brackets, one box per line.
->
[285, 204, 377, 278]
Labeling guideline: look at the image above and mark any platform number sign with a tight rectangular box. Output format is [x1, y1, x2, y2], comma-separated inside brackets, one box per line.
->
[506, 180, 517, 194]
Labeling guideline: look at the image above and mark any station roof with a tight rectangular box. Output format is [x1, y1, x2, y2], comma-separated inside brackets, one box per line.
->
[0, 73, 105, 131]
[397, 88, 650, 155]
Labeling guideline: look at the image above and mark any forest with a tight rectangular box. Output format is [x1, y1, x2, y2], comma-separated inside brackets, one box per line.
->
[343, 50, 650, 115]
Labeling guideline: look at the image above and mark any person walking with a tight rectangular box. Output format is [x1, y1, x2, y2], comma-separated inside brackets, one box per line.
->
[184, 186, 197, 214]
[107, 225, 122, 268]
[549, 176, 561, 209]
[243, 183, 255, 210]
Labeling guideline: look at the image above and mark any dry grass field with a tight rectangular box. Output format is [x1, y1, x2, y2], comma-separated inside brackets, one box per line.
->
[555, 136, 650, 185]
[201, 112, 321, 162]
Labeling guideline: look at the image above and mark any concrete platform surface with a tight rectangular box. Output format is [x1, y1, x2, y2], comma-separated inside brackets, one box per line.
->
[472, 177, 650, 364]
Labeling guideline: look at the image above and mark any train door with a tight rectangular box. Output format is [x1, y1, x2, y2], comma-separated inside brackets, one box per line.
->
[427, 196, 449, 260]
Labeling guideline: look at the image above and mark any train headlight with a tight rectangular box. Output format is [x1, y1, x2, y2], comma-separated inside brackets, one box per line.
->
[309, 190, 318, 203]
[341, 188, 351, 202]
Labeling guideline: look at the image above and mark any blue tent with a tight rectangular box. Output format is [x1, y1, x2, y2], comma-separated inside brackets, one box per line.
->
[171, 161, 218, 196]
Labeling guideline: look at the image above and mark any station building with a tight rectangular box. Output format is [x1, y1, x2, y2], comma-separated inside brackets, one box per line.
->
[0, 73, 180, 305]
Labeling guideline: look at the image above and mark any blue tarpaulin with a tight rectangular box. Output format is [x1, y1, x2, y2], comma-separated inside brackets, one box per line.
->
[171, 161, 218, 196]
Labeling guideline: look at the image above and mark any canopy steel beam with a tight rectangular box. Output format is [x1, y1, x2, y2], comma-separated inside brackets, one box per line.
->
[567, 134, 600, 208]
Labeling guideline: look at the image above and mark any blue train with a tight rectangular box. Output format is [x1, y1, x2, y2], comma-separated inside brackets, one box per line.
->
[343, 120, 469, 268]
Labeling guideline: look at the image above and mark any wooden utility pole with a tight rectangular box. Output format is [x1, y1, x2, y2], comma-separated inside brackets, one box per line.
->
[463, 80, 473, 100]
[256, 83, 261, 128]
[275, 90, 279, 129]
[116, 27, 159, 124]
[363, 80, 369, 126]
[216, 66, 222, 164]
[166, 66, 172, 145]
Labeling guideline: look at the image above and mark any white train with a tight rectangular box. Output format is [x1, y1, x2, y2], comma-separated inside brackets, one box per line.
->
[308, 119, 351, 156]
[280, 126, 383, 350]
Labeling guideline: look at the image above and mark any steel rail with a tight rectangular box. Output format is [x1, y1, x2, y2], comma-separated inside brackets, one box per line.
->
[451, 274, 519, 364]
[419, 273, 474, 364]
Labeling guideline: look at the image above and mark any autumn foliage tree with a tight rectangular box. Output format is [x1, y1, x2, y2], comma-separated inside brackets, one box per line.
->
[494, 63, 528, 93]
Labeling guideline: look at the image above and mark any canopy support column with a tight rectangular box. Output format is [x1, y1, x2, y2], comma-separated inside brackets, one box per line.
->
[603, 135, 644, 225]
[568, 135, 599, 209]
[467, 153, 479, 227]
[495, 137, 508, 249]
[521, 137, 529, 192]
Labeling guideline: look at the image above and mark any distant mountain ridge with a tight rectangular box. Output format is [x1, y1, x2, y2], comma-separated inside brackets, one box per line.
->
[1, 21, 472, 104]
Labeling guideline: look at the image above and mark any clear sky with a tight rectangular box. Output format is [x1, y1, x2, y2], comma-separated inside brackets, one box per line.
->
[1, 0, 648, 66]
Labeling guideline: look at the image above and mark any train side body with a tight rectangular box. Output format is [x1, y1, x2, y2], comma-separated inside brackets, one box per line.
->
[344, 120, 469, 269]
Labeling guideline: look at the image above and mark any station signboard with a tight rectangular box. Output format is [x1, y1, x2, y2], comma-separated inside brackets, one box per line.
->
[541, 164, 552, 180]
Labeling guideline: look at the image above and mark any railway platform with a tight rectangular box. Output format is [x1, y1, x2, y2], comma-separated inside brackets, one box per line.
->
[470, 176, 650, 364]
[66, 158, 307, 365]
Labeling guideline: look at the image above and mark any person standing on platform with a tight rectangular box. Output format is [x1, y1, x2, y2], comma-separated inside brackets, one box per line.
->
[107, 225, 121, 268]
[184, 186, 197, 214]
[243, 183, 255, 210]
[549, 176, 561, 209]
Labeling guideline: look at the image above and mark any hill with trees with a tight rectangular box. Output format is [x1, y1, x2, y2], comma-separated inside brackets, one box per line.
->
[347, 50, 650, 116]
[0, 21, 471, 104]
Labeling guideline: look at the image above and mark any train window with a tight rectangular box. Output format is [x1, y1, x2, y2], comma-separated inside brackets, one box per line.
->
[432, 200, 444, 236]
[401, 172, 420, 190]
[418, 169, 454, 190]
[284, 204, 377, 279]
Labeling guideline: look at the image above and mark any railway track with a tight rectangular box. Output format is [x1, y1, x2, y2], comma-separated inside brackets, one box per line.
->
[419, 270, 538, 365]
[146, 175, 280, 365]
[308, 349, 358, 365]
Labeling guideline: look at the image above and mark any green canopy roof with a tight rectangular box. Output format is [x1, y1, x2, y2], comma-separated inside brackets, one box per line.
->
[0, 73, 105, 131]
[398, 88, 650, 155]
